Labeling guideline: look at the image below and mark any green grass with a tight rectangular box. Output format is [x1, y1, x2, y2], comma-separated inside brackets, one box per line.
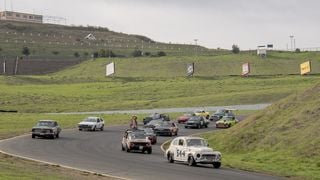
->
[201, 83, 320, 179]
[0, 153, 116, 180]
[0, 75, 319, 113]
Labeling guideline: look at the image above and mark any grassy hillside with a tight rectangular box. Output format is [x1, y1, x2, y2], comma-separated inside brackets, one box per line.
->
[52, 51, 320, 78]
[0, 21, 215, 58]
[202, 83, 320, 179]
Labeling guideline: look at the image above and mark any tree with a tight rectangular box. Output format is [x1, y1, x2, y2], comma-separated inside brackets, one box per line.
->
[232, 44, 240, 54]
[22, 47, 30, 57]
[83, 52, 89, 57]
[106, 50, 116, 58]
[99, 49, 106, 57]
[295, 48, 301, 53]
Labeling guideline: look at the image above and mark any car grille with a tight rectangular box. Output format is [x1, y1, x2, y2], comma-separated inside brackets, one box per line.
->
[201, 154, 215, 161]
[79, 125, 91, 128]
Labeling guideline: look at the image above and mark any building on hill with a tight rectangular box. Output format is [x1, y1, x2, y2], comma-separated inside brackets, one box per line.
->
[0, 11, 43, 23]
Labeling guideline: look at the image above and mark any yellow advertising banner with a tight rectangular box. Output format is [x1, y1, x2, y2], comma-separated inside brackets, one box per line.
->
[300, 61, 311, 75]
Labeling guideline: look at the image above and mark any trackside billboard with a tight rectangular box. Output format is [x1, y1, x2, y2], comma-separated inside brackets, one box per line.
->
[242, 62, 250, 76]
[106, 62, 115, 76]
[300, 61, 311, 75]
[187, 63, 194, 77]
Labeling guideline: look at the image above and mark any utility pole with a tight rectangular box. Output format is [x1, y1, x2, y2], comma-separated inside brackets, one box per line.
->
[289, 35, 294, 52]
[194, 39, 198, 57]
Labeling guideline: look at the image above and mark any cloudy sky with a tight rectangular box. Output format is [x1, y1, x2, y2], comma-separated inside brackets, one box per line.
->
[1, 0, 320, 49]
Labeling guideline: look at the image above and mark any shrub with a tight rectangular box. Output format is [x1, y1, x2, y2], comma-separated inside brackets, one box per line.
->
[74, 52, 80, 58]
[157, 51, 166, 57]
[295, 48, 301, 53]
[52, 51, 59, 55]
[22, 47, 30, 57]
[132, 50, 142, 57]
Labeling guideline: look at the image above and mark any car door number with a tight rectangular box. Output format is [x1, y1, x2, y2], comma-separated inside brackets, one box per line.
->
[176, 149, 186, 157]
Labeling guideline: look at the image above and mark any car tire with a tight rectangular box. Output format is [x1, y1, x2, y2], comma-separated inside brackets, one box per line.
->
[213, 162, 221, 168]
[147, 149, 152, 154]
[32, 134, 35, 139]
[100, 125, 104, 131]
[205, 125, 208, 128]
[121, 144, 125, 151]
[197, 124, 201, 129]
[79, 129, 82, 131]
[185, 126, 188, 129]
[56, 133, 59, 138]
[92, 126, 96, 131]
[51, 135, 55, 139]
[167, 152, 174, 163]
[188, 156, 196, 166]
[126, 145, 130, 152]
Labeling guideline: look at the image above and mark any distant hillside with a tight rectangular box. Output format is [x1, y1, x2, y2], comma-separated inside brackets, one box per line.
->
[52, 51, 320, 78]
[0, 21, 213, 59]
[202, 83, 320, 179]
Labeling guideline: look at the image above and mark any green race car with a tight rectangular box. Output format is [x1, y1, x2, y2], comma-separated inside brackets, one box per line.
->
[215, 116, 238, 128]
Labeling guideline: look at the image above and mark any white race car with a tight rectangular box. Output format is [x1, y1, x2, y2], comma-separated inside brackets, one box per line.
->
[78, 117, 104, 131]
[165, 136, 222, 168]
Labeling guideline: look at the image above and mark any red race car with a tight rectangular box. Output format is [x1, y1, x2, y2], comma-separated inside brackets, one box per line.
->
[177, 113, 194, 124]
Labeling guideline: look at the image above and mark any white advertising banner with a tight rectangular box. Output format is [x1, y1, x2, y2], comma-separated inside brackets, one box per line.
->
[106, 62, 115, 76]
[242, 62, 250, 76]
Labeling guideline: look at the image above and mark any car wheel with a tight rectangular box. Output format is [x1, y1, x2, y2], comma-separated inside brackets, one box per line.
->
[56, 133, 59, 138]
[197, 124, 201, 129]
[121, 144, 125, 151]
[79, 128, 82, 131]
[51, 134, 55, 139]
[206, 115, 209, 119]
[213, 162, 221, 168]
[126, 145, 130, 152]
[167, 152, 174, 163]
[147, 148, 152, 154]
[100, 125, 104, 131]
[188, 156, 196, 166]
[205, 124, 208, 128]
[32, 134, 35, 139]
[92, 126, 96, 131]
[185, 126, 188, 129]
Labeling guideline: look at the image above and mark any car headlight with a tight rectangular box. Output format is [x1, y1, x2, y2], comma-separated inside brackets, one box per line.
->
[196, 154, 201, 158]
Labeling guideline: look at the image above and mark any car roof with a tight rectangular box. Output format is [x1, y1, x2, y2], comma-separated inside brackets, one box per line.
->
[173, 136, 204, 141]
[38, 120, 56, 122]
[86, 116, 100, 119]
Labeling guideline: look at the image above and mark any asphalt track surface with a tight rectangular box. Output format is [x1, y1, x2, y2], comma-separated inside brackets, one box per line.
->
[0, 121, 280, 180]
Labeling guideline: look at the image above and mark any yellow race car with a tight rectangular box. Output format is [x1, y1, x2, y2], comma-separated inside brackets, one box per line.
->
[215, 116, 239, 128]
[194, 110, 210, 119]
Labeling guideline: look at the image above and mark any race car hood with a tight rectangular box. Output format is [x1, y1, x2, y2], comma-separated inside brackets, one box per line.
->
[187, 147, 215, 154]
[78, 121, 96, 126]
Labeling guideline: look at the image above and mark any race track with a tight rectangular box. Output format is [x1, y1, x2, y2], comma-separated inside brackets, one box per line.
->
[0, 121, 280, 180]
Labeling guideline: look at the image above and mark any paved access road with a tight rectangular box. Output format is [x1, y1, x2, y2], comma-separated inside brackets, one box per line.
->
[0, 122, 280, 180]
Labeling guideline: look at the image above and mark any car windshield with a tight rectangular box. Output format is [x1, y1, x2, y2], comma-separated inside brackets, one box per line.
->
[131, 132, 147, 139]
[147, 120, 162, 125]
[37, 121, 55, 127]
[215, 109, 225, 113]
[189, 116, 200, 121]
[186, 139, 207, 147]
[84, 118, 97, 122]
[150, 113, 160, 119]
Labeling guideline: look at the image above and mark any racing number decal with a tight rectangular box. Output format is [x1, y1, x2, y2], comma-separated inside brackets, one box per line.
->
[176, 149, 186, 157]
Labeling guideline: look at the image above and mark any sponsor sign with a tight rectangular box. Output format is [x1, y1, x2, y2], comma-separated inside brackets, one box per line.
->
[106, 62, 115, 76]
[242, 62, 250, 76]
[300, 61, 311, 75]
[187, 63, 194, 77]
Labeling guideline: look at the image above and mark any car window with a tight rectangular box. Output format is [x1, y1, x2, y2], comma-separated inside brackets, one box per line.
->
[178, 139, 184, 146]
[172, 139, 178, 146]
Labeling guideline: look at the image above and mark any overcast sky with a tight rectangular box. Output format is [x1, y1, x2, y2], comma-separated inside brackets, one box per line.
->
[1, 0, 320, 49]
